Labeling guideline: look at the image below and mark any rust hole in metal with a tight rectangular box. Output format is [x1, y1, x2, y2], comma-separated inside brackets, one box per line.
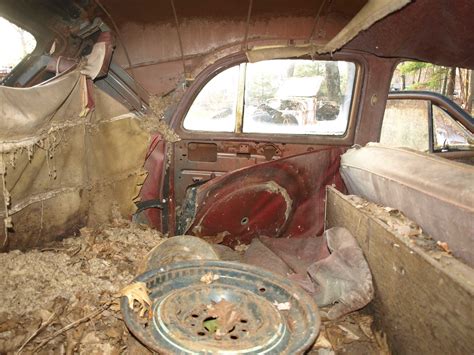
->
[241, 217, 249, 225]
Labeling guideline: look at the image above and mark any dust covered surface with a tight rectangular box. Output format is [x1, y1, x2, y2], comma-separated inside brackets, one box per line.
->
[346, 194, 455, 258]
[140, 94, 182, 143]
[0, 219, 163, 354]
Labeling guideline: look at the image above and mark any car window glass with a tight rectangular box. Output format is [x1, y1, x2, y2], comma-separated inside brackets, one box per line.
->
[0, 17, 36, 80]
[183, 59, 356, 136]
[433, 105, 474, 151]
[183, 65, 240, 132]
[243, 60, 356, 135]
[380, 99, 429, 151]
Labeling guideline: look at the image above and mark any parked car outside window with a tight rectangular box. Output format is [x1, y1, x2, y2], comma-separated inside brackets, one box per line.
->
[183, 59, 356, 136]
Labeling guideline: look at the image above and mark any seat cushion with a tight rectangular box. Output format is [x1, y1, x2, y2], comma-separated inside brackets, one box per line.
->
[340, 143, 474, 267]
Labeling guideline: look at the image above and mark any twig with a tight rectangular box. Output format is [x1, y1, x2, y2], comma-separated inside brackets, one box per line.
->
[33, 301, 112, 353]
[16, 312, 56, 354]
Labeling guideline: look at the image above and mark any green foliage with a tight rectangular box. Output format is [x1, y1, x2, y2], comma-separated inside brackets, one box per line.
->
[400, 61, 449, 93]
[399, 61, 429, 75]
[245, 70, 280, 105]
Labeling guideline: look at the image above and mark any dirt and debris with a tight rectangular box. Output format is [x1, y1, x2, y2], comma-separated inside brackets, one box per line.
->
[309, 311, 391, 355]
[0, 212, 388, 354]
[234, 243, 249, 253]
[0, 219, 163, 354]
[206, 300, 241, 338]
[436, 241, 451, 254]
[200, 272, 220, 284]
[349, 195, 423, 238]
[347, 195, 455, 259]
[141, 95, 181, 143]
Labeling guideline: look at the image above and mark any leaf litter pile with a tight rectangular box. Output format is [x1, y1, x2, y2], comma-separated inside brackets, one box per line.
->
[0, 218, 163, 354]
[0, 214, 391, 354]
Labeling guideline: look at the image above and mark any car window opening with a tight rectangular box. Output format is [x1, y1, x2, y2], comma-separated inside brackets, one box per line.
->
[0, 17, 36, 81]
[184, 59, 356, 136]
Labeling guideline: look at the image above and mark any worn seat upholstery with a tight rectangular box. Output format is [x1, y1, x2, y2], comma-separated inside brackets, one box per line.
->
[340, 143, 474, 267]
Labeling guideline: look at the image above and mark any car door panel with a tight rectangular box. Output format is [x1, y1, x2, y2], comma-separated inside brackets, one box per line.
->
[177, 146, 347, 246]
[173, 139, 319, 206]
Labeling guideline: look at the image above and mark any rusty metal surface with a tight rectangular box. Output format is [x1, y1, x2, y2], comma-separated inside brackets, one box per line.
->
[121, 260, 320, 354]
[100, 0, 366, 79]
[96, 0, 367, 96]
[98, 0, 366, 25]
[96, 0, 473, 97]
[173, 140, 312, 207]
[183, 147, 346, 246]
[189, 181, 292, 246]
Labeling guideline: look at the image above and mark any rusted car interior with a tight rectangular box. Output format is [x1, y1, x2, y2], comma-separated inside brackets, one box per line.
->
[0, 0, 473, 354]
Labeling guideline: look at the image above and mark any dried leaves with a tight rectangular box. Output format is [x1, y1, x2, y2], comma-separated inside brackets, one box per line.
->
[0, 221, 163, 353]
[234, 243, 249, 253]
[118, 282, 152, 318]
[348, 195, 459, 261]
[436, 241, 451, 254]
[314, 311, 390, 354]
[207, 300, 242, 337]
[350, 196, 423, 238]
[200, 272, 220, 284]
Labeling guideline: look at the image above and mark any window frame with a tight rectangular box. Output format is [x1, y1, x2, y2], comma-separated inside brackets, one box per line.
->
[0, 16, 39, 86]
[173, 52, 364, 145]
[384, 91, 474, 153]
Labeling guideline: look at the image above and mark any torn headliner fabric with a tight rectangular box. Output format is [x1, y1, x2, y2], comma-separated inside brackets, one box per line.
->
[246, 0, 412, 62]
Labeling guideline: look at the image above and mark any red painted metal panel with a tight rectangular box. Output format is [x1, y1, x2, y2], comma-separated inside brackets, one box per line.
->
[140, 134, 166, 229]
[185, 146, 346, 246]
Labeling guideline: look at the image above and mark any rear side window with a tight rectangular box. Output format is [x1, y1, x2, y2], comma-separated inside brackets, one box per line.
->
[0, 17, 36, 80]
[183, 59, 356, 136]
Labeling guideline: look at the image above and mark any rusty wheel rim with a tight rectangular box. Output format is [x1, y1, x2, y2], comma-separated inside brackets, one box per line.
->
[122, 260, 320, 354]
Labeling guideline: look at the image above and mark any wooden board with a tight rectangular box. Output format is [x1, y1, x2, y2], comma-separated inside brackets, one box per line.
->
[325, 186, 474, 354]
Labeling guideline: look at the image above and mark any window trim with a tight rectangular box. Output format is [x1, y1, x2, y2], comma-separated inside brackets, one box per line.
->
[385, 91, 474, 153]
[172, 52, 364, 145]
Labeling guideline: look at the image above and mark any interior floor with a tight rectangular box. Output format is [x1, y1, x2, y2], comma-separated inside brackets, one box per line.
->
[0, 218, 388, 354]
